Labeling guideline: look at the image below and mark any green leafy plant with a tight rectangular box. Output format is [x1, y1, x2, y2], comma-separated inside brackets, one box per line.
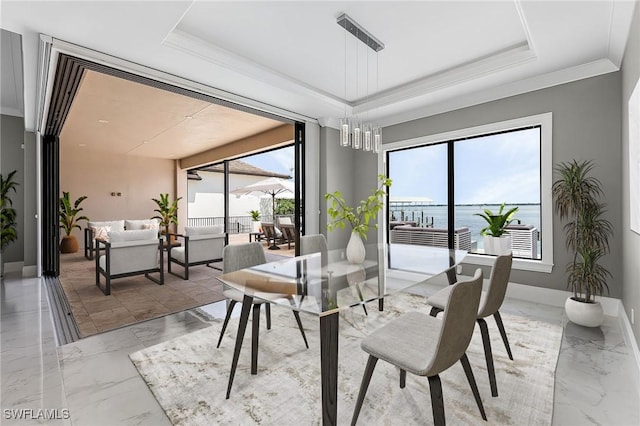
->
[59, 192, 89, 236]
[152, 193, 182, 235]
[1, 171, 19, 251]
[325, 174, 392, 239]
[249, 209, 261, 221]
[275, 198, 295, 215]
[475, 203, 519, 237]
[553, 159, 613, 303]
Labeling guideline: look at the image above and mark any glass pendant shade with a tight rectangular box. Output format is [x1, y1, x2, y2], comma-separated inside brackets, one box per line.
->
[363, 125, 372, 151]
[340, 118, 351, 147]
[373, 127, 382, 153]
[352, 121, 362, 150]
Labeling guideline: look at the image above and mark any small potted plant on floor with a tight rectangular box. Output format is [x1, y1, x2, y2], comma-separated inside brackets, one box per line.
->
[553, 159, 613, 327]
[1, 171, 19, 277]
[325, 174, 392, 263]
[152, 193, 182, 242]
[476, 203, 518, 255]
[249, 209, 261, 233]
[59, 192, 90, 253]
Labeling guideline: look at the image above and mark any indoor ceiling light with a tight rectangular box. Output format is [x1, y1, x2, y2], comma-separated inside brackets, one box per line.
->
[337, 13, 384, 154]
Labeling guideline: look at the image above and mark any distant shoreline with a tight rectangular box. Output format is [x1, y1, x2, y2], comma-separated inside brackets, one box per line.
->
[389, 202, 540, 207]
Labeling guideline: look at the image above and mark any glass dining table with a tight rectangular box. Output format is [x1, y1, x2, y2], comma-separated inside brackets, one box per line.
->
[216, 242, 467, 426]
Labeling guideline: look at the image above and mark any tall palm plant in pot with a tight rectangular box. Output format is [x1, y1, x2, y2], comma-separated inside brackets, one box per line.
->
[553, 159, 613, 327]
[152, 193, 181, 239]
[1, 171, 19, 277]
[59, 192, 90, 253]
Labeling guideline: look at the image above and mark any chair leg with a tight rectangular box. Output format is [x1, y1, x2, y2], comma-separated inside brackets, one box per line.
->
[459, 353, 487, 421]
[478, 318, 498, 397]
[430, 306, 443, 317]
[400, 369, 406, 389]
[217, 300, 237, 348]
[265, 303, 271, 330]
[251, 303, 261, 375]
[351, 355, 378, 426]
[428, 375, 445, 426]
[493, 311, 513, 360]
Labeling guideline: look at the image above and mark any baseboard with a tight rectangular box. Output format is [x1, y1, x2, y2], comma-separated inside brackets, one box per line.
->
[4, 261, 24, 273]
[22, 265, 37, 277]
[618, 302, 640, 394]
[506, 281, 620, 317]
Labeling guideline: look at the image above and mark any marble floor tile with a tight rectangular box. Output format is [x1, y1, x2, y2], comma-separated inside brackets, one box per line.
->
[2, 271, 640, 426]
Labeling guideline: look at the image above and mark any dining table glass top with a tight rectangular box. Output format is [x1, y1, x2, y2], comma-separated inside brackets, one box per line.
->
[216, 243, 467, 317]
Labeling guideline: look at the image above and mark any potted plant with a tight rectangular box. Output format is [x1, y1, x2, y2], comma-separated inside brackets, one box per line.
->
[249, 209, 261, 233]
[325, 174, 392, 263]
[553, 159, 613, 327]
[1, 171, 19, 277]
[152, 193, 182, 239]
[59, 192, 89, 253]
[476, 203, 518, 255]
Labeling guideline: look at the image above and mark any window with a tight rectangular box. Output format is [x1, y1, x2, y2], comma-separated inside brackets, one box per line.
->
[384, 113, 553, 272]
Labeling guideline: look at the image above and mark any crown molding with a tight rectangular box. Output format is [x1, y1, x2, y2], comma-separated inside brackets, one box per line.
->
[378, 58, 619, 129]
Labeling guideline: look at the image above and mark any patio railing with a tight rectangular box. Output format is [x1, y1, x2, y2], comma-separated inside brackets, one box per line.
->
[187, 215, 296, 234]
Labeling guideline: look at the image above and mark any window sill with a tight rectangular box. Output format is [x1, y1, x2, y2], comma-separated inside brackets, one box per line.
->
[463, 253, 553, 273]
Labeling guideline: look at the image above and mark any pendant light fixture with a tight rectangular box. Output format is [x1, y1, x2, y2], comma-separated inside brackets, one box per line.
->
[337, 13, 384, 154]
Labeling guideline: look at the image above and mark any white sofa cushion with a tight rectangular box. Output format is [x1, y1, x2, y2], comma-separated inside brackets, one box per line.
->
[108, 229, 158, 243]
[125, 219, 159, 230]
[99, 239, 159, 275]
[88, 220, 125, 232]
[170, 234, 224, 264]
[185, 225, 224, 236]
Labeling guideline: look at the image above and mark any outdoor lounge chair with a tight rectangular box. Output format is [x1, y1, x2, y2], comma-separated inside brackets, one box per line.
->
[168, 225, 226, 280]
[95, 229, 164, 295]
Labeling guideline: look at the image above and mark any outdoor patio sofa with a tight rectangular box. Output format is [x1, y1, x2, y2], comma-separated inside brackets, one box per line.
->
[390, 225, 472, 250]
[84, 219, 160, 260]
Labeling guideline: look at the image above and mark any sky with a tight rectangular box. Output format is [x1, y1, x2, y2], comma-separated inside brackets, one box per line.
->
[239, 127, 541, 206]
[242, 146, 295, 178]
[388, 127, 541, 205]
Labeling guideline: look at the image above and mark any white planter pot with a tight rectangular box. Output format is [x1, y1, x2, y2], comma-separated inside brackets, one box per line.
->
[483, 235, 512, 255]
[565, 297, 604, 327]
[251, 221, 261, 233]
[346, 232, 366, 264]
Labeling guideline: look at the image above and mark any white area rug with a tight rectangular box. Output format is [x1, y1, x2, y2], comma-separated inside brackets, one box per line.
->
[130, 293, 562, 425]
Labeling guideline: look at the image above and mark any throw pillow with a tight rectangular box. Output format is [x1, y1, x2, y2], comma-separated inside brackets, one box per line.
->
[91, 226, 111, 241]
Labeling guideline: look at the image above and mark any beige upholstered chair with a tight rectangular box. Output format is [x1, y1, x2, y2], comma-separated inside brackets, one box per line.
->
[427, 253, 513, 397]
[300, 234, 369, 316]
[351, 269, 486, 426]
[168, 225, 225, 280]
[216, 242, 308, 349]
[300, 234, 328, 256]
[95, 229, 163, 295]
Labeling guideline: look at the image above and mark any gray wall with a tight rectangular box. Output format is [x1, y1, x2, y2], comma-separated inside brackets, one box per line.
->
[621, 5, 640, 345]
[23, 131, 37, 268]
[384, 72, 623, 297]
[319, 126, 379, 250]
[0, 114, 25, 264]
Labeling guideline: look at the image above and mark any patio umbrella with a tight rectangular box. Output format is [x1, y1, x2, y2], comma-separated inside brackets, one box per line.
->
[230, 177, 295, 249]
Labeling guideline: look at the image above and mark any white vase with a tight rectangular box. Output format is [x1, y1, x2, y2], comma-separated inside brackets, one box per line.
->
[483, 235, 512, 255]
[346, 232, 366, 264]
[252, 221, 261, 233]
[565, 297, 604, 327]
